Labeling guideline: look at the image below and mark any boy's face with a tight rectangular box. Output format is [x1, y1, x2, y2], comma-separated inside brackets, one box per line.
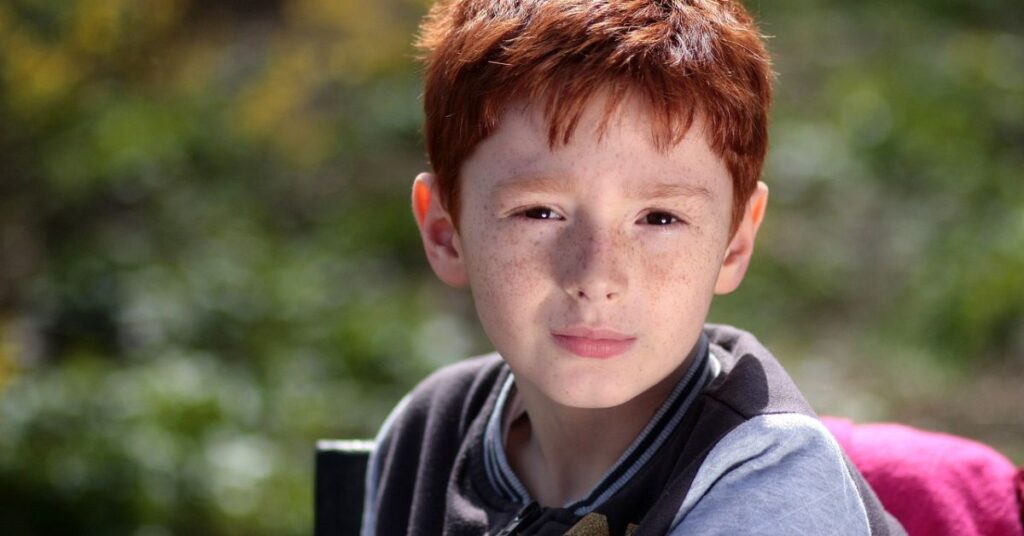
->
[414, 94, 767, 409]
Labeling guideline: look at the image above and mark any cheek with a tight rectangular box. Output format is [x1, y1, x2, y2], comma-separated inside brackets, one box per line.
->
[638, 234, 722, 309]
[464, 226, 552, 321]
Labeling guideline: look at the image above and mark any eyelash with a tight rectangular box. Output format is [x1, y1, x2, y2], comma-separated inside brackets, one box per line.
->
[511, 207, 687, 227]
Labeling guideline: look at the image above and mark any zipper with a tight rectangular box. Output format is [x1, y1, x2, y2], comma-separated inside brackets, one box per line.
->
[495, 501, 542, 536]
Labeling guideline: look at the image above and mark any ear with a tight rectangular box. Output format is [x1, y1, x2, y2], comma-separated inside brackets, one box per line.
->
[714, 181, 768, 294]
[412, 172, 468, 287]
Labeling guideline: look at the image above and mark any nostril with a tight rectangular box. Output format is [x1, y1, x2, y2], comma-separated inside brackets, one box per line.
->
[573, 290, 619, 301]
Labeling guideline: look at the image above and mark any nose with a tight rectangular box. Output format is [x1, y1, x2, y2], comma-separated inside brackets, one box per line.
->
[558, 220, 629, 302]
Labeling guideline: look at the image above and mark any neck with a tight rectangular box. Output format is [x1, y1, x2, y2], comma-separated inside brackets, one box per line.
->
[506, 360, 689, 507]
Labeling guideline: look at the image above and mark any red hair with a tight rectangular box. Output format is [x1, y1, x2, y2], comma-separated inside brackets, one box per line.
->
[416, 0, 773, 233]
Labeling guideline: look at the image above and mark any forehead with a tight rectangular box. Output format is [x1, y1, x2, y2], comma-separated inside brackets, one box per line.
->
[460, 92, 733, 201]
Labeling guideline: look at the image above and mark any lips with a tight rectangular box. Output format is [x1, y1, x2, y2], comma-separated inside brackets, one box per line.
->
[551, 326, 637, 359]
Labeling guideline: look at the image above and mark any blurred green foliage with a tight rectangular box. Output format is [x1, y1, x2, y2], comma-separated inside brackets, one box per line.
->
[0, 0, 1021, 534]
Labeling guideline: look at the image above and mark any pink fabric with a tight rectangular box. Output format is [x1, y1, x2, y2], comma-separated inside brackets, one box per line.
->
[822, 417, 1024, 536]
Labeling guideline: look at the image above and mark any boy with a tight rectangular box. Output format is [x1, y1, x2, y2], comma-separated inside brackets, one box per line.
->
[361, 0, 907, 534]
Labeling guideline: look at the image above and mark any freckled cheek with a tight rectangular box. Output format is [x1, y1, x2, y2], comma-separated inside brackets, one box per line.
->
[633, 239, 719, 305]
[633, 239, 693, 287]
[468, 228, 553, 309]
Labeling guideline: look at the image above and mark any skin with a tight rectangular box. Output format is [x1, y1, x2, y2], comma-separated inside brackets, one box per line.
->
[412, 93, 768, 507]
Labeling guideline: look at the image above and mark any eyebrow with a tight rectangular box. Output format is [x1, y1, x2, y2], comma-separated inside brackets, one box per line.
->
[494, 174, 712, 201]
[493, 174, 568, 196]
[627, 181, 713, 201]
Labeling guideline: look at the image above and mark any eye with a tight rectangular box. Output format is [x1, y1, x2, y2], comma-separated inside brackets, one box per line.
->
[516, 206, 564, 221]
[641, 211, 685, 226]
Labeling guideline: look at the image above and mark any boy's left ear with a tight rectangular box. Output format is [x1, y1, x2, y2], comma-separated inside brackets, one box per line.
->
[714, 181, 768, 294]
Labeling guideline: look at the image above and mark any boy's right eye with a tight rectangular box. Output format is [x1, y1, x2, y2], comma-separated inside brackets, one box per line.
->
[516, 207, 564, 221]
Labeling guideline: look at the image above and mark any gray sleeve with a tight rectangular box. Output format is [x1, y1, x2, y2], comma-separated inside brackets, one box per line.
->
[360, 394, 411, 536]
[668, 413, 871, 536]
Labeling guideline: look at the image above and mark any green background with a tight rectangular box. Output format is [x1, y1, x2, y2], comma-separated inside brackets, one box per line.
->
[0, 0, 1021, 533]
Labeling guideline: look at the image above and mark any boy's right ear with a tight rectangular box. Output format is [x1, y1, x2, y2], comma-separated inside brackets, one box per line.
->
[412, 172, 468, 287]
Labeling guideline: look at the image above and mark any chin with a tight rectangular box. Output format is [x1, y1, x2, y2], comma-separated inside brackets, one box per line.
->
[541, 374, 644, 410]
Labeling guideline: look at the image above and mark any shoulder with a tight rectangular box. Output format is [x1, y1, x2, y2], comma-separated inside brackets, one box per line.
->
[671, 413, 873, 535]
[361, 353, 508, 536]
[702, 412, 843, 462]
[381, 352, 507, 445]
[669, 328, 906, 535]
[403, 352, 506, 411]
[689, 413, 852, 486]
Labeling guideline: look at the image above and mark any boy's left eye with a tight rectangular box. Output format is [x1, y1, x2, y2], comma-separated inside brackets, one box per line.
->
[641, 211, 684, 226]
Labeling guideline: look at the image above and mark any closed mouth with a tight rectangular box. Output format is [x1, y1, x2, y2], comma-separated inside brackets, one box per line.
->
[551, 325, 635, 340]
[551, 328, 637, 359]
